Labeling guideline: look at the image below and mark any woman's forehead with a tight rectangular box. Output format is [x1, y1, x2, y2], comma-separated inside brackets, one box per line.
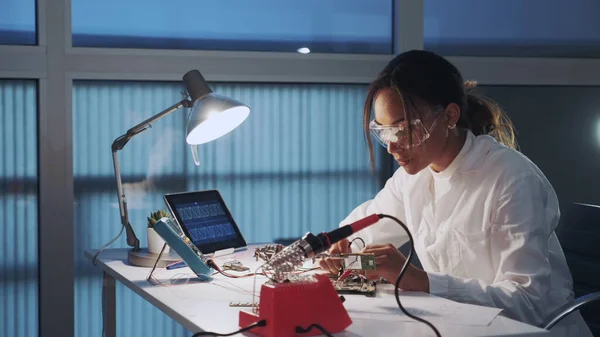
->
[374, 88, 428, 124]
[374, 88, 405, 123]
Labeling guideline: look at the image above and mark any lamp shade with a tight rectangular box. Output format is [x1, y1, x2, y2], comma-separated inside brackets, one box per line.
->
[185, 93, 250, 165]
[185, 93, 250, 145]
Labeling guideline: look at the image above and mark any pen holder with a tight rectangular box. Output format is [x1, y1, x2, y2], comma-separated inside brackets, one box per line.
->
[147, 209, 172, 255]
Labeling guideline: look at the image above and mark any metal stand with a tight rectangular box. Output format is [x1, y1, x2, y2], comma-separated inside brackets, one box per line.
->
[128, 247, 180, 268]
[102, 271, 116, 337]
[147, 243, 172, 282]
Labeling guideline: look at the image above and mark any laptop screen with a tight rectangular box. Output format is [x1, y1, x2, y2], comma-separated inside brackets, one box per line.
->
[174, 200, 238, 245]
[164, 190, 247, 254]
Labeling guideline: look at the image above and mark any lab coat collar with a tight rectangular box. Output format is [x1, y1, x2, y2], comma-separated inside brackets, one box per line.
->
[457, 130, 496, 174]
[430, 129, 477, 179]
[427, 130, 496, 178]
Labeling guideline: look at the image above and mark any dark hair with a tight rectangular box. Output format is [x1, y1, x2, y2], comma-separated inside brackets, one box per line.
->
[363, 50, 518, 170]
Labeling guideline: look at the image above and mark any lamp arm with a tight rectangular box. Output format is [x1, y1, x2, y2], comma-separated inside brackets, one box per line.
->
[111, 150, 140, 249]
[110, 98, 192, 251]
[112, 99, 191, 151]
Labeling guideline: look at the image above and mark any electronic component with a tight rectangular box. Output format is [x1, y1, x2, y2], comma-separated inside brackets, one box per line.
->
[262, 214, 381, 283]
[268, 270, 377, 297]
[163, 190, 247, 254]
[332, 273, 377, 297]
[333, 282, 376, 297]
[329, 253, 376, 271]
[229, 301, 256, 307]
[261, 240, 307, 282]
[152, 217, 213, 280]
[222, 260, 249, 272]
[253, 244, 284, 262]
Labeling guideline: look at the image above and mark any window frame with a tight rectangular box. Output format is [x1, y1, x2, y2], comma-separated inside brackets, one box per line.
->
[1, 0, 600, 337]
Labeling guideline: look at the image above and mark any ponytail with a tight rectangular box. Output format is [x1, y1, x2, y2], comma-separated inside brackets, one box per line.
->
[459, 81, 519, 150]
[362, 50, 520, 172]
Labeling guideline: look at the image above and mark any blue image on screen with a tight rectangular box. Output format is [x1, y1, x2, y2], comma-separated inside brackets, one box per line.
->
[174, 201, 237, 246]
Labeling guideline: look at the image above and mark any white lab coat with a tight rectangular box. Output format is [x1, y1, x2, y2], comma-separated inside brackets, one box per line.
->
[341, 130, 592, 336]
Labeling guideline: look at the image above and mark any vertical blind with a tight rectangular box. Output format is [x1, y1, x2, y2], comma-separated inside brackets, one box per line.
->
[73, 81, 382, 337]
[0, 80, 38, 337]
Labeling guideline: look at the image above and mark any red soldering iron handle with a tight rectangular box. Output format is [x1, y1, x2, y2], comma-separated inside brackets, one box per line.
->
[348, 214, 381, 233]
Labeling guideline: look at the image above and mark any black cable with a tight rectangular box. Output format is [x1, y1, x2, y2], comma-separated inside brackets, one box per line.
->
[191, 319, 266, 336]
[378, 214, 442, 337]
[295, 323, 334, 337]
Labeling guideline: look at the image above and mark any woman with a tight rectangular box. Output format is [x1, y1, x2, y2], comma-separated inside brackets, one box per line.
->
[320, 50, 592, 335]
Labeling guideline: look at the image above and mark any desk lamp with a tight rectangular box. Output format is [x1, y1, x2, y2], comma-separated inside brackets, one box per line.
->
[111, 69, 250, 267]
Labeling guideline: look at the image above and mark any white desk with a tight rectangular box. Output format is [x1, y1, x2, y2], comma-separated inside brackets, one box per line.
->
[86, 246, 556, 337]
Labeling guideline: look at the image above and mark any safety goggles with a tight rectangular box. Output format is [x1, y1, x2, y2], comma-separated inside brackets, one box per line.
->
[369, 109, 442, 149]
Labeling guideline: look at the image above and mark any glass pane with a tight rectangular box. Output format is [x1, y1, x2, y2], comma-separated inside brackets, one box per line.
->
[425, 0, 600, 57]
[0, 0, 36, 45]
[73, 81, 381, 337]
[0, 80, 38, 337]
[71, 0, 392, 54]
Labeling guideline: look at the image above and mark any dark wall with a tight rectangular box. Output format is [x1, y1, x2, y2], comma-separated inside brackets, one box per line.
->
[478, 86, 600, 210]
[398, 86, 600, 272]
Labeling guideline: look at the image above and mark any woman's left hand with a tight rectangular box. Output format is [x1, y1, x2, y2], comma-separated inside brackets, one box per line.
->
[360, 243, 430, 292]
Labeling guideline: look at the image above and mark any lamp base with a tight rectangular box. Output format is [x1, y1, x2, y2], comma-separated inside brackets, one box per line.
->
[127, 248, 181, 268]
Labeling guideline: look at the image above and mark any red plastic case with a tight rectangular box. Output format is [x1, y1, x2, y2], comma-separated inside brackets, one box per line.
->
[239, 274, 352, 337]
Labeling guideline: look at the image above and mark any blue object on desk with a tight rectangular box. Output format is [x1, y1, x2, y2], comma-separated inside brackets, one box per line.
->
[166, 260, 187, 270]
[153, 217, 213, 281]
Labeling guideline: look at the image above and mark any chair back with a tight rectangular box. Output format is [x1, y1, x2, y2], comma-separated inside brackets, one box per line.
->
[556, 202, 600, 335]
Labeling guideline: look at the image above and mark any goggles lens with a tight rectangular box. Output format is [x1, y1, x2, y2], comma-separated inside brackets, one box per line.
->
[369, 119, 432, 149]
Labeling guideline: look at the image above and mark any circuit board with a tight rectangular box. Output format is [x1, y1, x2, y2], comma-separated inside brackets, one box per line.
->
[254, 244, 378, 296]
[277, 274, 377, 297]
[338, 253, 376, 270]
[332, 280, 377, 297]
[332, 273, 377, 297]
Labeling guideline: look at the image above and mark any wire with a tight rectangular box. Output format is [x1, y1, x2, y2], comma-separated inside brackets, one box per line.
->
[92, 224, 125, 265]
[191, 319, 266, 336]
[378, 214, 442, 337]
[293, 267, 321, 274]
[295, 323, 334, 337]
[348, 237, 366, 251]
[207, 260, 267, 279]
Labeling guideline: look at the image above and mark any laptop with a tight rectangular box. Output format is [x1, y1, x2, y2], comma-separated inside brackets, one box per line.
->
[163, 190, 248, 255]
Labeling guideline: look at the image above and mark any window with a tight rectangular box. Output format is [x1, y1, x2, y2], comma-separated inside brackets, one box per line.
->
[73, 81, 381, 336]
[0, 80, 38, 337]
[425, 0, 600, 57]
[71, 0, 393, 54]
[0, 0, 36, 45]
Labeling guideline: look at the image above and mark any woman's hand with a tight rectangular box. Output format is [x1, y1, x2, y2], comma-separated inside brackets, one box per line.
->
[361, 243, 430, 292]
[318, 238, 350, 275]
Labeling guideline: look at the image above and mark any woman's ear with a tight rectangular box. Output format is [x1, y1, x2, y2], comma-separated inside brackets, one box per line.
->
[445, 103, 461, 128]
